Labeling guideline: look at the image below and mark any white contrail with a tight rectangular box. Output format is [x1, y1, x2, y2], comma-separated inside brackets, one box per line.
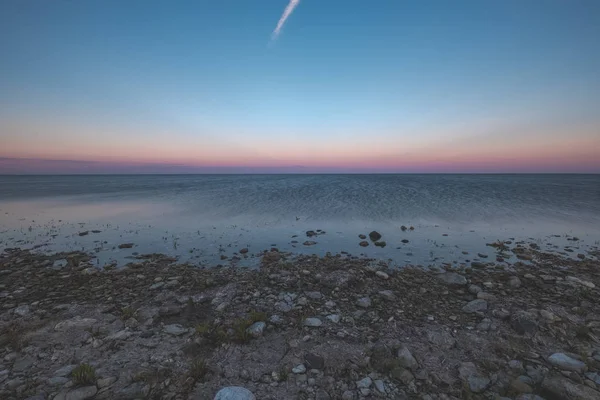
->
[272, 0, 301, 40]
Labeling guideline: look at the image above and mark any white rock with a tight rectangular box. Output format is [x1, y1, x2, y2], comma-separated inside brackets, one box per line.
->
[548, 353, 586, 372]
[214, 386, 256, 400]
[375, 271, 389, 280]
[292, 364, 307, 374]
[326, 314, 340, 323]
[356, 376, 372, 389]
[374, 379, 386, 393]
[53, 365, 76, 377]
[164, 324, 188, 336]
[13, 305, 30, 317]
[304, 318, 323, 327]
[356, 297, 372, 308]
[246, 322, 266, 337]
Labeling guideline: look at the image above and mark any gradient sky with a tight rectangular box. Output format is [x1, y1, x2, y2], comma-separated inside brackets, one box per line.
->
[1, 0, 599, 173]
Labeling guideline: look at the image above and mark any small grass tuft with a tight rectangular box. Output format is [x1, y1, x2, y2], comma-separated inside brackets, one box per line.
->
[232, 318, 253, 344]
[248, 311, 267, 324]
[196, 322, 228, 345]
[189, 358, 209, 382]
[72, 363, 96, 386]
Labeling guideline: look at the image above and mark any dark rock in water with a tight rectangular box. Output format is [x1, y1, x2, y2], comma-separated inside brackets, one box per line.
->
[303, 241, 317, 246]
[78, 231, 89, 236]
[306, 231, 317, 237]
[291, 240, 298, 244]
[374, 241, 386, 248]
[304, 353, 325, 370]
[91, 230, 102, 233]
[359, 241, 369, 247]
[401, 225, 408, 231]
[477, 253, 488, 258]
[401, 239, 409, 244]
[369, 231, 382, 241]
[511, 311, 538, 335]
[220, 255, 228, 260]
[359, 234, 367, 239]
[118, 243, 134, 249]
[409, 226, 415, 230]
[471, 261, 486, 269]
[239, 248, 249, 254]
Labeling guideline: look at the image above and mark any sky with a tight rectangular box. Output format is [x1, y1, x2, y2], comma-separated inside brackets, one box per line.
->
[1, 0, 599, 174]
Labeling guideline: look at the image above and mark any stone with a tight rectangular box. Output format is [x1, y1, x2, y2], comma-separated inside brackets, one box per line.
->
[106, 329, 132, 341]
[326, 314, 340, 323]
[246, 322, 266, 337]
[54, 365, 76, 377]
[214, 386, 256, 400]
[378, 290, 396, 301]
[12, 356, 34, 372]
[397, 346, 418, 370]
[374, 241, 387, 247]
[13, 305, 30, 316]
[356, 297, 372, 308]
[275, 302, 292, 313]
[511, 378, 533, 393]
[477, 292, 496, 301]
[359, 241, 369, 247]
[468, 285, 482, 294]
[566, 276, 595, 289]
[359, 234, 367, 239]
[462, 299, 487, 313]
[305, 291, 322, 299]
[342, 390, 355, 400]
[97, 376, 117, 388]
[374, 379, 385, 393]
[269, 314, 283, 324]
[548, 353, 586, 372]
[47, 376, 69, 386]
[539, 310, 559, 322]
[477, 318, 492, 331]
[375, 271, 389, 280]
[54, 317, 97, 332]
[426, 330, 456, 349]
[304, 353, 325, 370]
[511, 311, 538, 334]
[304, 318, 323, 327]
[509, 276, 522, 288]
[65, 386, 98, 400]
[164, 324, 188, 336]
[356, 376, 372, 389]
[585, 372, 600, 385]
[369, 231, 382, 241]
[292, 364, 306, 374]
[303, 241, 317, 246]
[438, 272, 467, 286]
[239, 248, 249, 254]
[541, 375, 598, 400]
[459, 362, 490, 393]
[471, 261, 487, 269]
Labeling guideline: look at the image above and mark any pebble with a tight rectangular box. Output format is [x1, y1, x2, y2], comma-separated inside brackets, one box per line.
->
[548, 353, 586, 372]
[356, 376, 372, 389]
[375, 271, 389, 280]
[378, 290, 396, 301]
[326, 314, 340, 323]
[438, 272, 467, 286]
[246, 322, 266, 337]
[214, 386, 256, 400]
[462, 299, 488, 313]
[292, 364, 306, 374]
[397, 346, 418, 369]
[374, 379, 385, 393]
[163, 324, 188, 336]
[356, 297, 372, 308]
[304, 318, 323, 327]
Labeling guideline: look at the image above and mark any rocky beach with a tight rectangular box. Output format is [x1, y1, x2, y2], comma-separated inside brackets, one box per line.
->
[1, 234, 599, 400]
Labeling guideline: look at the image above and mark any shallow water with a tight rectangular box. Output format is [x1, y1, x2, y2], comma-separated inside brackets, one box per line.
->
[1, 174, 599, 267]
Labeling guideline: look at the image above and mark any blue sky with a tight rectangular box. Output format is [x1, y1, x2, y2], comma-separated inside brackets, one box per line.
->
[1, 0, 599, 173]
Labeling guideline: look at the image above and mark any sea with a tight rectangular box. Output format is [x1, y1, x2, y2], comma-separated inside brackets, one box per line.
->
[1, 174, 599, 267]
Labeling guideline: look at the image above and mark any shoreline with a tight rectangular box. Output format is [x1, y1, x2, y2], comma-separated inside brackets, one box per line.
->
[1, 243, 599, 399]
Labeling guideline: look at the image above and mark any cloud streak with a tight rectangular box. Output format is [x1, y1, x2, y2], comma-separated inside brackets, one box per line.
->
[272, 0, 300, 40]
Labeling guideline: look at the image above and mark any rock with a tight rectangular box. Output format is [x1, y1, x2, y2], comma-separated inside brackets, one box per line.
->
[438, 273, 467, 286]
[426, 330, 456, 349]
[374, 241, 386, 247]
[459, 362, 490, 393]
[47, 376, 69, 386]
[359, 234, 367, 239]
[356, 297, 372, 308]
[369, 231, 382, 241]
[511, 311, 538, 334]
[471, 261, 487, 269]
[163, 324, 188, 336]
[476, 292, 496, 301]
[541, 375, 598, 400]
[585, 372, 600, 385]
[97, 376, 117, 388]
[462, 299, 487, 313]
[326, 314, 340, 323]
[468, 285, 482, 294]
[305, 353, 325, 370]
[374, 379, 385, 393]
[397, 346, 418, 369]
[54, 365, 76, 377]
[359, 241, 369, 247]
[304, 318, 323, 327]
[356, 376, 372, 389]
[477, 318, 492, 331]
[303, 241, 317, 246]
[54, 317, 97, 332]
[13, 305, 30, 316]
[292, 364, 306, 374]
[378, 290, 396, 301]
[106, 329, 132, 341]
[239, 248, 249, 254]
[65, 386, 98, 400]
[275, 302, 292, 313]
[375, 271, 389, 279]
[566, 276, 595, 289]
[401, 239, 409, 243]
[306, 231, 317, 237]
[53, 259, 68, 269]
[548, 353, 586, 372]
[509, 276, 522, 288]
[12, 356, 34, 372]
[511, 378, 533, 394]
[149, 282, 164, 290]
[214, 386, 256, 400]
[269, 315, 283, 325]
[539, 309, 559, 322]
[342, 390, 355, 400]
[246, 322, 266, 337]
[118, 243, 134, 249]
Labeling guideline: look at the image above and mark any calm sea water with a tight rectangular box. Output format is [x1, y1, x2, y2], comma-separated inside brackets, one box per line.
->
[1, 174, 599, 267]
